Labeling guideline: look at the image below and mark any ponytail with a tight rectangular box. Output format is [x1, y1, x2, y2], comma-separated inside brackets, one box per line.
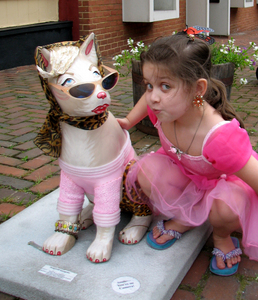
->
[206, 78, 245, 128]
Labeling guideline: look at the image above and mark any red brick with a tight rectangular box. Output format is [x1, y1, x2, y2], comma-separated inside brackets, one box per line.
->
[0, 128, 11, 134]
[238, 256, 258, 277]
[5, 107, 26, 113]
[243, 281, 258, 300]
[17, 148, 43, 159]
[181, 251, 210, 288]
[171, 289, 195, 300]
[0, 203, 26, 216]
[27, 109, 48, 114]
[20, 155, 53, 170]
[14, 140, 36, 151]
[0, 148, 20, 156]
[7, 117, 28, 125]
[30, 175, 60, 193]
[0, 156, 22, 166]
[0, 165, 28, 177]
[8, 127, 35, 136]
[5, 111, 28, 119]
[201, 275, 239, 300]
[24, 165, 60, 181]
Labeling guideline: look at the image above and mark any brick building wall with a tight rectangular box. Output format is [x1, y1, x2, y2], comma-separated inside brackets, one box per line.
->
[78, 0, 186, 57]
[230, 4, 258, 33]
[62, 1, 258, 58]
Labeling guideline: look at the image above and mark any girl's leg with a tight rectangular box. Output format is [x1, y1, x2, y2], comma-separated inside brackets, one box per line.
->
[209, 199, 241, 269]
[137, 169, 192, 244]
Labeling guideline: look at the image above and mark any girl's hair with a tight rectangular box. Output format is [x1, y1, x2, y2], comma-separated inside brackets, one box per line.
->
[140, 33, 244, 128]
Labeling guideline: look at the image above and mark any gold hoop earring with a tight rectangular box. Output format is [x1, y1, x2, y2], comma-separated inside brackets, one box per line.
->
[193, 95, 205, 107]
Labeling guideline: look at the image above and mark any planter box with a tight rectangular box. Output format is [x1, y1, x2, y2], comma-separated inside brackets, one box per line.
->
[211, 62, 235, 101]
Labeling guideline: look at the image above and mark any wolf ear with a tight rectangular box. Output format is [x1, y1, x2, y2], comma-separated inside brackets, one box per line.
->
[38, 48, 51, 71]
[79, 33, 98, 65]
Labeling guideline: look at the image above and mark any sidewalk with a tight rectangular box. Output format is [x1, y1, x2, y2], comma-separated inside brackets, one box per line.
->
[1, 30, 258, 299]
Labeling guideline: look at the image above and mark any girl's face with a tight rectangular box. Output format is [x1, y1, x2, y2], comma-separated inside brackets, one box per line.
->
[142, 62, 194, 123]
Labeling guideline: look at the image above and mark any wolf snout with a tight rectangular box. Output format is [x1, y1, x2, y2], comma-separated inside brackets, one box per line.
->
[97, 92, 107, 99]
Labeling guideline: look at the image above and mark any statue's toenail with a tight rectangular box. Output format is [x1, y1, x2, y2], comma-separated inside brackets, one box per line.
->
[57, 251, 61, 256]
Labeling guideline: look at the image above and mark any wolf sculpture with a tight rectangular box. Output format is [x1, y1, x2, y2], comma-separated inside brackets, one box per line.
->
[34, 33, 152, 263]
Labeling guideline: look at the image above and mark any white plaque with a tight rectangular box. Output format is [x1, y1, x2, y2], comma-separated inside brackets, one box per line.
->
[112, 276, 140, 294]
[39, 265, 77, 282]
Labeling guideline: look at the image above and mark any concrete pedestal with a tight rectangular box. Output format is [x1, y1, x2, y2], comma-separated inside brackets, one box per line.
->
[0, 189, 212, 300]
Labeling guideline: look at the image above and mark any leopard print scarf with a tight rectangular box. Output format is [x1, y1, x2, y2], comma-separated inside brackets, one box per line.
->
[34, 35, 106, 158]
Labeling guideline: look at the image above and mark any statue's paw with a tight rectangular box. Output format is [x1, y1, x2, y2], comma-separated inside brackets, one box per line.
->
[80, 203, 94, 230]
[86, 226, 115, 263]
[86, 241, 112, 263]
[43, 232, 76, 256]
[119, 215, 152, 245]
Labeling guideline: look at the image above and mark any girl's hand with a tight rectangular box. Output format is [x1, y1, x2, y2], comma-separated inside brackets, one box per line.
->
[117, 118, 132, 130]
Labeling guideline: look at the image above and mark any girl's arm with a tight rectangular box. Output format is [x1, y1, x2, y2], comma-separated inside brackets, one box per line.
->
[235, 155, 258, 195]
[117, 93, 148, 130]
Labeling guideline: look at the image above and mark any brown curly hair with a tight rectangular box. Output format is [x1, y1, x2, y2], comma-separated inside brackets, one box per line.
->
[140, 33, 244, 128]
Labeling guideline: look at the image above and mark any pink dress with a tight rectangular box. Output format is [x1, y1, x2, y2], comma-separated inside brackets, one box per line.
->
[126, 107, 258, 260]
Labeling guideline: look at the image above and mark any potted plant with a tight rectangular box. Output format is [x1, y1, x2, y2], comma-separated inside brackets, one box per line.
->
[113, 37, 258, 134]
[210, 38, 258, 99]
[113, 38, 157, 135]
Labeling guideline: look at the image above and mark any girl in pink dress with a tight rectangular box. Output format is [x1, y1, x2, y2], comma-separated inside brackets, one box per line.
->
[118, 33, 258, 276]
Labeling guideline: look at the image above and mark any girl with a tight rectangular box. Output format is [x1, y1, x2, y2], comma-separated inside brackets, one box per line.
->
[118, 33, 258, 276]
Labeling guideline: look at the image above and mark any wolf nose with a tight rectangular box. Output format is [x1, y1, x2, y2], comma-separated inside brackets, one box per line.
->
[97, 92, 107, 99]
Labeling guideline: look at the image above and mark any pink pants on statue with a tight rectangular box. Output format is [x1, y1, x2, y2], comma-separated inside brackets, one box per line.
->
[57, 130, 135, 227]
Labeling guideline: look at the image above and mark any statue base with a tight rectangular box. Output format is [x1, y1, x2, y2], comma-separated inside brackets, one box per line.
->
[0, 189, 212, 300]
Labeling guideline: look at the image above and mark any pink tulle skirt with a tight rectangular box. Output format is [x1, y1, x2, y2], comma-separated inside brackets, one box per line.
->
[125, 151, 258, 261]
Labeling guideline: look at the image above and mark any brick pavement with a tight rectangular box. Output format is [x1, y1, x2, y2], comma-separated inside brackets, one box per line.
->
[1, 30, 258, 299]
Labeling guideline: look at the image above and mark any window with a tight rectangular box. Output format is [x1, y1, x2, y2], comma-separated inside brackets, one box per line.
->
[230, 0, 254, 7]
[122, 0, 179, 22]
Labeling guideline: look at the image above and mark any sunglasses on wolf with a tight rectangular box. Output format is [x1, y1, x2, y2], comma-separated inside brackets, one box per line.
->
[49, 65, 119, 99]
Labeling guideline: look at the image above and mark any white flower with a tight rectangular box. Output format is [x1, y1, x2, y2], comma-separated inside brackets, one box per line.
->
[240, 78, 248, 85]
[113, 62, 121, 66]
[137, 41, 144, 48]
[233, 47, 241, 53]
[130, 47, 139, 54]
[127, 38, 133, 45]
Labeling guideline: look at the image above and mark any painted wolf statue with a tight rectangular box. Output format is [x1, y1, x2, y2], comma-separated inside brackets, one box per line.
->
[34, 33, 152, 263]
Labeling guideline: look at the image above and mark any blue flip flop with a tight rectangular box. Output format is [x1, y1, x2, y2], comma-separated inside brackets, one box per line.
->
[209, 237, 242, 276]
[146, 220, 182, 250]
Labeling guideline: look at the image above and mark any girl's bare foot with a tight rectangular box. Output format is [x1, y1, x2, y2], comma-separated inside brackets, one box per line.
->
[213, 234, 241, 269]
[153, 219, 192, 244]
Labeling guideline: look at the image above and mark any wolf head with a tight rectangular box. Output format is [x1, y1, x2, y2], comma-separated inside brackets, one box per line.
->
[36, 33, 118, 117]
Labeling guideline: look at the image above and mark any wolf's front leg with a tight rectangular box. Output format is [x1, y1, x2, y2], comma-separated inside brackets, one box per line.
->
[43, 214, 80, 256]
[86, 226, 115, 263]
[119, 215, 152, 244]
